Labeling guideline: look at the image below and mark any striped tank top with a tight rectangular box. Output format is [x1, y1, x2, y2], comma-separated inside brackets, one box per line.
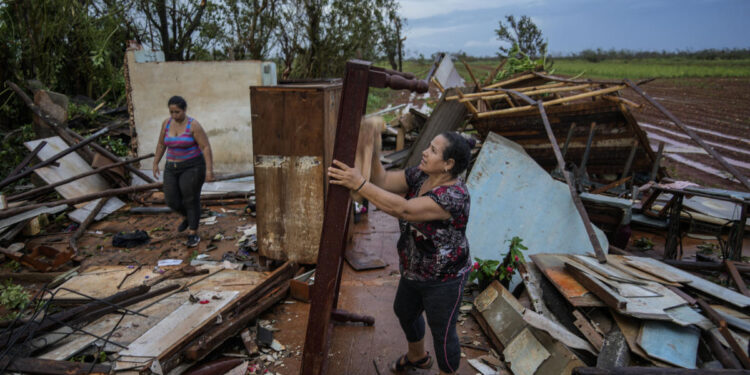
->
[164, 117, 202, 161]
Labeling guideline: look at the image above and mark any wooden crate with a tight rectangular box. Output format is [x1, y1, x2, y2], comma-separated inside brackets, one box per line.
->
[250, 82, 342, 264]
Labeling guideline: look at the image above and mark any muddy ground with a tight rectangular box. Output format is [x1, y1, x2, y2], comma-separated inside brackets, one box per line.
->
[621, 77, 750, 190]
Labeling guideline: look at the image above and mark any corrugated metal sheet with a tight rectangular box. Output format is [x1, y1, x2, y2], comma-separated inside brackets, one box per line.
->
[466, 132, 608, 268]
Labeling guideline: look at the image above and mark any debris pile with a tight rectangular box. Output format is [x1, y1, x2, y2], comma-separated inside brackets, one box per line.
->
[0, 52, 747, 375]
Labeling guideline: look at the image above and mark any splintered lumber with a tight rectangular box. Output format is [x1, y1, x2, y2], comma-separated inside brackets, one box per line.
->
[404, 86, 473, 168]
[8, 153, 154, 202]
[182, 284, 289, 362]
[573, 368, 750, 375]
[0, 126, 114, 189]
[565, 263, 627, 310]
[477, 85, 627, 119]
[157, 262, 296, 370]
[0, 357, 110, 375]
[0, 182, 162, 220]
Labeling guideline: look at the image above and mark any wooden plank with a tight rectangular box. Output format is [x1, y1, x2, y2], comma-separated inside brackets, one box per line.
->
[530, 254, 605, 307]
[502, 327, 550, 375]
[523, 309, 597, 354]
[605, 255, 681, 286]
[624, 256, 693, 284]
[24, 137, 111, 201]
[403, 86, 473, 168]
[573, 255, 646, 285]
[301, 60, 370, 375]
[637, 320, 699, 369]
[117, 291, 238, 361]
[0, 204, 68, 232]
[611, 312, 672, 367]
[727, 261, 750, 297]
[473, 280, 527, 346]
[68, 197, 125, 224]
[565, 262, 627, 310]
[633, 257, 750, 308]
[572, 310, 604, 351]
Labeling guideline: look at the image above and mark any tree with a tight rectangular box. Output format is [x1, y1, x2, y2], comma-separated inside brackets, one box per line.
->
[376, 0, 405, 71]
[495, 15, 547, 59]
[119, 0, 218, 61]
[279, 0, 406, 79]
[221, 0, 279, 60]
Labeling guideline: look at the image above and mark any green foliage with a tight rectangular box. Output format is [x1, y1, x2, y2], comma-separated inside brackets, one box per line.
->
[497, 236, 528, 282]
[0, 123, 36, 188]
[495, 15, 547, 59]
[99, 136, 129, 157]
[469, 236, 528, 284]
[0, 280, 30, 311]
[633, 236, 654, 250]
[495, 43, 549, 81]
[697, 242, 719, 255]
[469, 258, 500, 283]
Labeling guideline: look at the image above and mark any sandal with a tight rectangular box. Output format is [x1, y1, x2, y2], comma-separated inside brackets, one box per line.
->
[389, 351, 433, 373]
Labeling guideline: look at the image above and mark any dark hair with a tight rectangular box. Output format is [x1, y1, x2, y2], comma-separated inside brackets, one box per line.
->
[440, 131, 474, 177]
[168, 96, 187, 110]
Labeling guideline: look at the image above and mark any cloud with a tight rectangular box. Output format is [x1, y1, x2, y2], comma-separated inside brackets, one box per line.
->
[465, 37, 498, 48]
[407, 24, 469, 39]
[399, 0, 546, 20]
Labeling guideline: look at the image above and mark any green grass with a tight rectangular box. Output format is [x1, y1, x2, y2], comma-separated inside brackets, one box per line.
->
[552, 58, 750, 79]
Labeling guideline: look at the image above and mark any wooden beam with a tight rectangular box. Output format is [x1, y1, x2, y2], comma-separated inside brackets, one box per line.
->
[0, 182, 162, 220]
[697, 298, 750, 369]
[8, 153, 155, 202]
[590, 176, 632, 195]
[476, 85, 626, 119]
[726, 261, 750, 296]
[460, 59, 482, 89]
[0, 126, 114, 189]
[484, 73, 537, 89]
[458, 83, 593, 103]
[566, 263, 626, 310]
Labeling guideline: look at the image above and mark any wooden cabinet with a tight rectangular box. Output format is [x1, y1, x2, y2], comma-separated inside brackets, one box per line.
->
[250, 82, 342, 264]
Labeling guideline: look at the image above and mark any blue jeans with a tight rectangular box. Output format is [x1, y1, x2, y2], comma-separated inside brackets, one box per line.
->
[393, 273, 466, 373]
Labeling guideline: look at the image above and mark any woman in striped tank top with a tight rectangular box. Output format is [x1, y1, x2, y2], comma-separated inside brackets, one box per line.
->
[153, 96, 214, 247]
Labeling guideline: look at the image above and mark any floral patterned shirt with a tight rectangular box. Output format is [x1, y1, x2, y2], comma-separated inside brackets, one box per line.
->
[397, 166, 471, 281]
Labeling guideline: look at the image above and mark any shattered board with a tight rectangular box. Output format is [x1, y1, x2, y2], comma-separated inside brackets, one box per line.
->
[466, 132, 608, 280]
[24, 137, 111, 200]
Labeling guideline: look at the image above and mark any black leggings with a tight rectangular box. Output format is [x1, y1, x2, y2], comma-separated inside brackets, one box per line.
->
[163, 155, 205, 230]
[393, 273, 466, 373]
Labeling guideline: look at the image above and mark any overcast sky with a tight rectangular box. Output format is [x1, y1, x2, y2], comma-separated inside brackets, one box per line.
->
[400, 0, 750, 57]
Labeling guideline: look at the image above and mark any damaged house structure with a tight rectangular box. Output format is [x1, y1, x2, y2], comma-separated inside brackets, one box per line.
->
[0, 45, 748, 375]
